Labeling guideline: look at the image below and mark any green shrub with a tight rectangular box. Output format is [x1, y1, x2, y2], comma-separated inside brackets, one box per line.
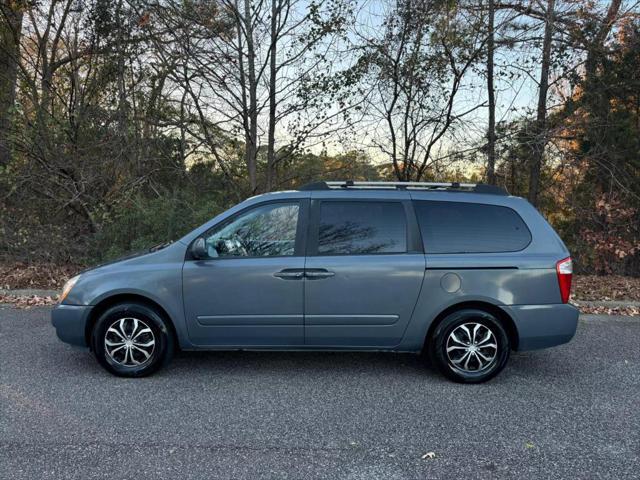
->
[91, 191, 223, 262]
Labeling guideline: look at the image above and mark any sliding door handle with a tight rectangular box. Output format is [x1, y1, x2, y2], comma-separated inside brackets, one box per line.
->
[305, 269, 335, 279]
[273, 269, 305, 280]
[274, 268, 335, 279]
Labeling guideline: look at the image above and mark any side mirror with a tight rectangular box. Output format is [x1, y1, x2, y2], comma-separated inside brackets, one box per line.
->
[191, 237, 208, 259]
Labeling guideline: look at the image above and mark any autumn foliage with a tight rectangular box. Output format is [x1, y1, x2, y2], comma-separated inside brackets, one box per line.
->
[580, 196, 640, 274]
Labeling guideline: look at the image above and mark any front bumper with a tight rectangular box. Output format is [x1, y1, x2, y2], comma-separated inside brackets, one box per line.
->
[51, 304, 93, 348]
[503, 303, 579, 351]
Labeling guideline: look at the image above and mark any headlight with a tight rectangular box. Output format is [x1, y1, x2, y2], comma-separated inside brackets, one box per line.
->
[59, 275, 80, 302]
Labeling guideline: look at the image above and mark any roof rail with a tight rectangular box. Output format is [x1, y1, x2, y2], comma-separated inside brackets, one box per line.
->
[298, 181, 508, 195]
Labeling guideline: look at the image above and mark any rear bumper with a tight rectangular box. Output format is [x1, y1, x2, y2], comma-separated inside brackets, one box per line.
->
[51, 304, 93, 348]
[503, 303, 579, 351]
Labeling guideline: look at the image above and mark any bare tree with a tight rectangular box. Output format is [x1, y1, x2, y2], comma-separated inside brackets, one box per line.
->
[241, 0, 259, 191]
[266, 0, 278, 191]
[358, 0, 487, 181]
[9, 0, 165, 232]
[147, 0, 353, 193]
[0, 0, 24, 168]
[527, 0, 555, 206]
[485, 0, 497, 184]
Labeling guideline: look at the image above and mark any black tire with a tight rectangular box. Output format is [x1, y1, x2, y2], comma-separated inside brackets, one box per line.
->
[91, 302, 174, 377]
[428, 309, 510, 383]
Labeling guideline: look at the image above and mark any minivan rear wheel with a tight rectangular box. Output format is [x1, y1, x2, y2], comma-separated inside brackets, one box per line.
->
[91, 302, 174, 377]
[428, 309, 510, 383]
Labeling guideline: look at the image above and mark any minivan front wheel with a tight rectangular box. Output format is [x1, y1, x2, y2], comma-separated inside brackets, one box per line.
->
[429, 309, 510, 383]
[91, 302, 174, 377]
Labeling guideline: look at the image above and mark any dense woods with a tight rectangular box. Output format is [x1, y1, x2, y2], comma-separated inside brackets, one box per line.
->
[0, 0, 639, 275]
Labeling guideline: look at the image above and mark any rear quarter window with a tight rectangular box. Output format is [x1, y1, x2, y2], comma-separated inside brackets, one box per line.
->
[414, 200, 531, 253]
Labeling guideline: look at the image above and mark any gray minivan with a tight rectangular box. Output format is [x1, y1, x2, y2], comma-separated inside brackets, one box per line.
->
[52, 181, 578, 383]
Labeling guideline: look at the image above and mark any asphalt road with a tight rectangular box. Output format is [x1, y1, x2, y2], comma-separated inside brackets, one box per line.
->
[1, 307, 638, 479]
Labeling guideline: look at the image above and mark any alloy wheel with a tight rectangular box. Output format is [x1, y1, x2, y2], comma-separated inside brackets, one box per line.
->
[446, 322, 498, 373]
[104, 317, 156, 367]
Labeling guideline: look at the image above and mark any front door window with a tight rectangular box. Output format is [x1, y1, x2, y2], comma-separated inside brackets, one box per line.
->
[204, 203, 299, 258]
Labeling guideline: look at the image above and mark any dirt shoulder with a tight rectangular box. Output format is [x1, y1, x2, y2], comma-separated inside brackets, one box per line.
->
[571, 275, 640, 302]
[1, 262, 82, 290]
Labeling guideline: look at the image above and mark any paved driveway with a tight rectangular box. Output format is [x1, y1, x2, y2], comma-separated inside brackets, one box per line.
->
[0, 307, 638, 479]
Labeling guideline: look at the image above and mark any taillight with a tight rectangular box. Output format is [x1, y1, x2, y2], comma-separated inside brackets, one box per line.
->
[556, 257, 573, 303]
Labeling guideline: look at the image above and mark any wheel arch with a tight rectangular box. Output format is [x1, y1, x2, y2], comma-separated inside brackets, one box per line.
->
[423, 300, 519, 352]
[85, 293, 179, 350]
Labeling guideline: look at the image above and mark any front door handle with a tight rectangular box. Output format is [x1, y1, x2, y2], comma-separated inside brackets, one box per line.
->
[305, 269, 335, 279]
[273, 269, 305, 280]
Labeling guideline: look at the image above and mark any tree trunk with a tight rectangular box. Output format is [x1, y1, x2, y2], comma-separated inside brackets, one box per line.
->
[528, 0, 554, 206]
[115, 0, 128, 141]
[243, 0, 258, 193]
[0, 1, 23, 168]
[582, 0, 622, 189]
[266, 0, 278, 192]
[486, 0, 497, 185]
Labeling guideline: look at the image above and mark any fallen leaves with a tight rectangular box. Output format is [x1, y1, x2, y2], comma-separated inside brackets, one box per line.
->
[574, 304, 639, 316]
[572, 275, 640, 302]
[0, 294, 59, 308]
[0, 262, 82, 290]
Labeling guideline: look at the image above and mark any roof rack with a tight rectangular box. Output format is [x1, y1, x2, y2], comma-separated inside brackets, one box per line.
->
[299, 181, 508, 196]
